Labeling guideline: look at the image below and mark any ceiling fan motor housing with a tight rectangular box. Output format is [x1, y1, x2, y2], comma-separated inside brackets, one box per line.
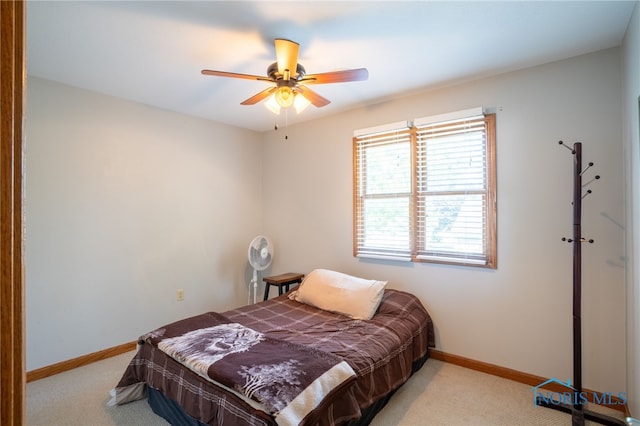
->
[267, 62, 306, 83]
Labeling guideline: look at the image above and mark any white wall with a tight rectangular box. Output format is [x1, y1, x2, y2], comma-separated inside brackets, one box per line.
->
[623, 1, 640, 417]
[25, 77, 264, 371]
[262, 48, 626, 395]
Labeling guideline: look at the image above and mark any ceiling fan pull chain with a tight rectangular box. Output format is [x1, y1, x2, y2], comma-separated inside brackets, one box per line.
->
[285, 108, 289, 140]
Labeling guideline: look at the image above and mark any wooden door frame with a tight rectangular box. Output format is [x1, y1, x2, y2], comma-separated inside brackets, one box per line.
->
[1, 0, 26, 424]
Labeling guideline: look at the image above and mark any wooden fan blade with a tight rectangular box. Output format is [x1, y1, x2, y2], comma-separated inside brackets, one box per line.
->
[201, 69, 272, 82]
[300, 68, 369, 84]
[296, 85, 330, 108]
[240, 87, 277, 105]
[274, 39, 299, 80]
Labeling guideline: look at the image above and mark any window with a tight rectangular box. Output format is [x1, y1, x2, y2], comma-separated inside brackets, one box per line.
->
[353, 108, 496, 268]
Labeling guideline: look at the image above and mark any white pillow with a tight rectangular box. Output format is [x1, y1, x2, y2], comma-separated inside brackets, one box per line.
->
[289, 269, 387, 320]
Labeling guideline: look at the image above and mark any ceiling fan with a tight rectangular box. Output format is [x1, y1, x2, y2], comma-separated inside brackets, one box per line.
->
[201, 38, 368, 113]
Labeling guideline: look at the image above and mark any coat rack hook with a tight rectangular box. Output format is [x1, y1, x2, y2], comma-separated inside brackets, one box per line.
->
[558, 140, 575, 154]
[582, 189, 592, 199]
[579, 162, 594, 176]
[583, 175, 600, 187]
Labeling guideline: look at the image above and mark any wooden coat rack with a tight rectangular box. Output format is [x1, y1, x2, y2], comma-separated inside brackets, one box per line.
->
[535, 141, 625, 426]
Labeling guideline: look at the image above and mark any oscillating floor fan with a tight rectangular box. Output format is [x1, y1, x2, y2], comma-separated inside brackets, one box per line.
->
[247, 235, 273, 304]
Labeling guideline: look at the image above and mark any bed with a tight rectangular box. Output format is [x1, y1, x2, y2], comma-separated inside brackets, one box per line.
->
[110, 270, 435, 425]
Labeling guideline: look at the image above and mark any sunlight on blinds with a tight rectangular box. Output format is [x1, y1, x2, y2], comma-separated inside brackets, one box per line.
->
[415, 116, 489, 262]
[353, 110, 496, 267]
[354, 126, 412, 259]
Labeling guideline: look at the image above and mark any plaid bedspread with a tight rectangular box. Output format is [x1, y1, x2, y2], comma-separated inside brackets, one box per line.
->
[110, 289, 435, 426]
[141, 312, 356, 425]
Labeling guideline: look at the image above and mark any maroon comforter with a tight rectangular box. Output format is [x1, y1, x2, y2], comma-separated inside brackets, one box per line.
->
[111, 289, 435, 425]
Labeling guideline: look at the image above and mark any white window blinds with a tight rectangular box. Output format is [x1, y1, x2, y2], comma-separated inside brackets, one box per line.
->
[414, 114, 495, 265]
[353, 125, 412, 260]
[353, 110, 497, 268]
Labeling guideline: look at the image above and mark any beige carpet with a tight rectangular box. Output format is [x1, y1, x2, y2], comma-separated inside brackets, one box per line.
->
[27, 350, 627, 425]
[370, 359, 626, 426]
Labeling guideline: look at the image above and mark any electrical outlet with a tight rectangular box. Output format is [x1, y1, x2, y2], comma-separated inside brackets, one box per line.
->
[176, 289, 184, 301]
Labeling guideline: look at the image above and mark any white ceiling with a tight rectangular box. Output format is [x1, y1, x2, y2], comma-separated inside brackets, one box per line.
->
[26, 1, 636, 132]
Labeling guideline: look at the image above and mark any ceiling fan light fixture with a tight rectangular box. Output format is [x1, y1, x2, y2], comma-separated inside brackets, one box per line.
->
[275, 86, 295, 108]
[264, 95, 281, 115]
[294, 94, 311, 114]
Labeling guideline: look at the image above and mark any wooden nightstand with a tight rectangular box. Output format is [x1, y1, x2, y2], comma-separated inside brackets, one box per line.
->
[263, 272, 304, 301]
